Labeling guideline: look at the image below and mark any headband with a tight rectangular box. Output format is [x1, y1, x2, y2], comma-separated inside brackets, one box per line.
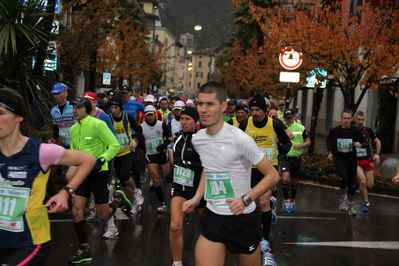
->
[0, 90, 26, 118]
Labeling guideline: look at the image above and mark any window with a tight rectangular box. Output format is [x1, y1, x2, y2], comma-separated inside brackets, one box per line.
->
[197, 83, 201, 89]
[199, 56, 202, 58]
[198, 61, 202, 67]
[196, 72, 203, 78]
[189, 82, 191, 87]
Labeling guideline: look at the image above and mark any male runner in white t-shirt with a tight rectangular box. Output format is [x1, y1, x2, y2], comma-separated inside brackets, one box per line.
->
[183, 82, 279, 266]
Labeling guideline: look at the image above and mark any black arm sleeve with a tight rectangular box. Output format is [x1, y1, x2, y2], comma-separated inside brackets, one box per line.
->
[162, 122, 172, 139]
[273, 119, 292, 155]
[238, 118, 248, 131]
[53, 124, 59, 140]
[127, 114, 142, 140]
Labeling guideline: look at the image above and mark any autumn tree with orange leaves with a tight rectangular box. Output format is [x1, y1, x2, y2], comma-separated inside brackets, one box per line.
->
[250, 0, 399, 111]
[58, 0, 164, 93]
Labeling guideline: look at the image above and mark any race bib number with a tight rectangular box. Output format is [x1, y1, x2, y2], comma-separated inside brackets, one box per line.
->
[59, 127, 71, 145]
[337, 138, 353, 153]
[259, 147, 273, 162]
[0, 186, 30, 232]
[356, 147, 367, 157]
[116, 133, 129, 150]
[205, 172, 235, 206]
[146, 137, 163, 153]
[173, 166, 194, 187]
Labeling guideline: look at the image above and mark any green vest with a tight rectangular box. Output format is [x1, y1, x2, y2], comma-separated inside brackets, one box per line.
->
[285, 122, 305, 157]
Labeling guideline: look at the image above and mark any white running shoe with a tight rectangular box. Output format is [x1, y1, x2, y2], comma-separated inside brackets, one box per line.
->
[133, 188, 144, 205]
[339, 197, 349, 211]
[140, 169, 148, 184]
[103, 226, 119, 239]
[130, 201, 142, 214]
[348, 204, 357, 216]
[157, 204, 167, 213]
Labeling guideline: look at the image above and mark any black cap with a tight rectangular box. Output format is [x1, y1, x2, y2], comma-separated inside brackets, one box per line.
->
[70, 96, 92, 114]
[107, 90, 115, 96]
[97, 93, 106, 98]
[109, 96, 123, 109]
[249, 94, 267, 112]
[121, 86, 132, 93]
[228, 99, 237, 105]
[236, 104, 249, 113]
[284, 108, 296, 118]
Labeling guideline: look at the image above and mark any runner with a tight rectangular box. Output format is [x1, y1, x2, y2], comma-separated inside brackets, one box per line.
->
[183, 82, 279, 266]
[141, 105, 173, 212]
[326, 110, 367, 216]
[0, 88, 95, 266]
[169, 106, 205, 266]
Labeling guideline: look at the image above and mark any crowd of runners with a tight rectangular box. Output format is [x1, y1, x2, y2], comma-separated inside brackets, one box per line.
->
[1, 82, 398, 266]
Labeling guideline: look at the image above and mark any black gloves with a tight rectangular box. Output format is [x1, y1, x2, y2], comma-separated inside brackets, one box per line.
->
[156, 143, 168, 153]
[93, 157, 106, 172]
[156, 139, 171, 153]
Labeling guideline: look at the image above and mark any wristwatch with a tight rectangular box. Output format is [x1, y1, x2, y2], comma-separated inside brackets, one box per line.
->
[241, 194, 253, 206]
[62, 186, 76, 197]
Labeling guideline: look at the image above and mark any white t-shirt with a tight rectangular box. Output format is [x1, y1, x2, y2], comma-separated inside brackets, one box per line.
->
[192, 122, 264, 215]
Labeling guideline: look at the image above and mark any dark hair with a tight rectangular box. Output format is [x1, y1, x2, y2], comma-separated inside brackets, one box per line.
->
[170, 96, 180, 102]
[197, 82, 227, 104]
[342, 109, 353, 117]
[159, 97, 169, 103]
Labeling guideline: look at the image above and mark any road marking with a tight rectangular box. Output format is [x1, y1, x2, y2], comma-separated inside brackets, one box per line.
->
[284, 241, 399, 250]
[278, 216, 336, 220]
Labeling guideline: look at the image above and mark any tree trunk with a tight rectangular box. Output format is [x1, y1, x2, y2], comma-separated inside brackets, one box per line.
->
[308, 86, 324, 154]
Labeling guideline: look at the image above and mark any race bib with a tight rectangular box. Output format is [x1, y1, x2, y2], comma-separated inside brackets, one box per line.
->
[0, 186, 30, 232]
[356, 147, 367, 157]
[116, 133, 129, 150]
[205, 172, 235, 206]
[173, 166, 194, 187]
[259, 147, 273, 162]
[59, 127, 71, 145]
[146, 137, 163, 153]
[337, 138, 353, 153]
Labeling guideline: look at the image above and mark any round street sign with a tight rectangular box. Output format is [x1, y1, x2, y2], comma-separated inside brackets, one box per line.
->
[279, 47, 303, 70]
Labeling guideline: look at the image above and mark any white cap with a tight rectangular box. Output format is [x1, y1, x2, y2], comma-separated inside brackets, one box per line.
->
[186, 99, 194, 104]
[144, 105, 156, 114]
[173, 100, 185, 109]
[144, 94, 155, 103]
[264, 97, 270, 106]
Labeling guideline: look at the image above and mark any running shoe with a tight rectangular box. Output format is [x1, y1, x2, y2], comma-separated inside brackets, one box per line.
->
[86, 210, 97, 222]
[157, 204, 167, 213]
[260, 238, 272, 253]
[114, 190, 132, 213]
[283, 200, 290, 212]
[130, 204, 142, 214]
[103, 225, 119, 239]
[289, 201, 296, 212]
[270, 196, 277, 224]
[362, 202, 371, 213]
[348, 204, 357, 216]
[261, 252, 278, 266]
[339, 196, 349, 211]
[148, 181, 154, 193]
[140, 169, 148, 184]
[133, 188, 144, 205]
[68, 248, 92, 264]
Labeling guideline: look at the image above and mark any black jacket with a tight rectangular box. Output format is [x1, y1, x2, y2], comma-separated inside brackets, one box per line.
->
[172, 130, 203, 191]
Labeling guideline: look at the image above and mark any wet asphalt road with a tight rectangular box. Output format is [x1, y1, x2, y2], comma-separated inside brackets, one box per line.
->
[45, 180, 399, 266]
